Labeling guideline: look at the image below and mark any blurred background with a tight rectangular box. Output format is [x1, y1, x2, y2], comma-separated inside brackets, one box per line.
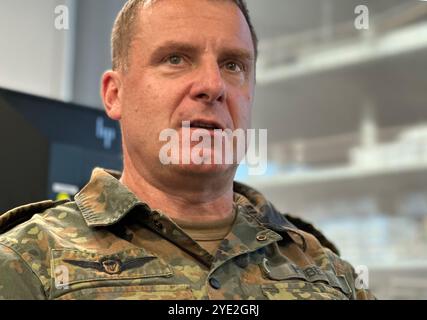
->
[0, 0, 426, 299]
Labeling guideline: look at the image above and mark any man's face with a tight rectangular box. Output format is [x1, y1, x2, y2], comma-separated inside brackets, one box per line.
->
[118, 0, 255, 178]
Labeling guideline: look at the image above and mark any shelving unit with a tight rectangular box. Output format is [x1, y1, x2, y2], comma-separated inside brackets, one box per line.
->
[245, 161, 427, 191]
[245, 0, 427, 299]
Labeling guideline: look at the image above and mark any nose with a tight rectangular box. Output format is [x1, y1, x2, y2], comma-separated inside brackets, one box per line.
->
[190, 60, 226, 104]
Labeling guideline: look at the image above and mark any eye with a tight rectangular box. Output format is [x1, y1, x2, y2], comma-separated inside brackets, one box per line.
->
[166, 54, 183, 65]
[224, 61, 244, 73]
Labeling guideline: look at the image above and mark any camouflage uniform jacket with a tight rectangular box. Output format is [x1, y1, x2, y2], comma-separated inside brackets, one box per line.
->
[0, 168, 374, 300]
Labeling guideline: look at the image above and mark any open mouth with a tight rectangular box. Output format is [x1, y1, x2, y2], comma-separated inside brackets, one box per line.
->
[188, 120, 223, 130]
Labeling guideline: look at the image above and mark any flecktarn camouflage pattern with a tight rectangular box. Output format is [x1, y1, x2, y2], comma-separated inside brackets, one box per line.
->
[0, 168, 375, 300]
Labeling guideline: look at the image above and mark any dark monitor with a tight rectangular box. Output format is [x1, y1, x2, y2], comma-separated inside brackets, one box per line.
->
[0, 87, 123, 213]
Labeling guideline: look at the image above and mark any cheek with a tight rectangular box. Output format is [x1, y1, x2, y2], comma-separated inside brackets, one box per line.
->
[123, 80, 162, 120]
[229, 92, 253, 129]
[242, 89, 254, 124]
[241, 105, 252, 129]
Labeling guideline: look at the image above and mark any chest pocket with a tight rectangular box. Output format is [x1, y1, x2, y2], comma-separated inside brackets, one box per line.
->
[260, 260, 352, 300]
[50, 248, 193, 300]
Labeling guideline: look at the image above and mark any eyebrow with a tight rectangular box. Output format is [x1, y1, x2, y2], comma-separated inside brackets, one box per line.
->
[149, 40, 254, 62]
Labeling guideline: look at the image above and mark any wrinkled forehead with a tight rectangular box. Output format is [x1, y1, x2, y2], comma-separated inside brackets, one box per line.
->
[133, 0, 251, 41]
[135, 0, 247, 28]
[139, 0, 233, 9]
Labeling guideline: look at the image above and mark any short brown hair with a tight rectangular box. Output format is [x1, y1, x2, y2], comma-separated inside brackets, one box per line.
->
[111, 0, 258, 71]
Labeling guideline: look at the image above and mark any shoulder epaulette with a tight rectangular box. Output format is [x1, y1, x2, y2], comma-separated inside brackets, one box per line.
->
[0, 199, 69, 234]
[284, 214, 340, 256]
[250, 199, 340, 256]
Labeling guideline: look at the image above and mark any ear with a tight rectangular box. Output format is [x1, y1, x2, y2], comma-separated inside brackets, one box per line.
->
[101, 70, 122, 121]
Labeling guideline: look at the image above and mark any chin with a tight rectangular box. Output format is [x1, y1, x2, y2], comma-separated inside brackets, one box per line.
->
[159, 146, 240, 177]
[175, 162, 236, 177]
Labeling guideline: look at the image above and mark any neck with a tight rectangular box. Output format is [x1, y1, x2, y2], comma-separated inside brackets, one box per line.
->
[119, 154, 235, 224]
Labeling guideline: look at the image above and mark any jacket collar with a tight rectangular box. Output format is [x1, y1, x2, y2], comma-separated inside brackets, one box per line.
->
[75, 168, 144, 227]
[75, 168, 296, 232]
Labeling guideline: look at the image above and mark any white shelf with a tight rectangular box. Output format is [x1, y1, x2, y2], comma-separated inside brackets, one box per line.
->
[257, 22, 427, 85]
[244, 161, 427, 190]
[366, 261, 427, 271]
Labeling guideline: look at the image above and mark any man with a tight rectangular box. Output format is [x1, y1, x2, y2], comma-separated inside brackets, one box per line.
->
[0, 0, 374, 300]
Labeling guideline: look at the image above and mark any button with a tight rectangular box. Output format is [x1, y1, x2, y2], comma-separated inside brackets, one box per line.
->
[256, 234, 267, 241]
[209, 277, 221, 290]
[153, 220, 163, 230]
[235, 254, 249, 269]
[256, 247, 266, 255]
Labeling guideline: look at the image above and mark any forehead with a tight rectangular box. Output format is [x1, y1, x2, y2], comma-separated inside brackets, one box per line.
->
[132, 0, 254, 55]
